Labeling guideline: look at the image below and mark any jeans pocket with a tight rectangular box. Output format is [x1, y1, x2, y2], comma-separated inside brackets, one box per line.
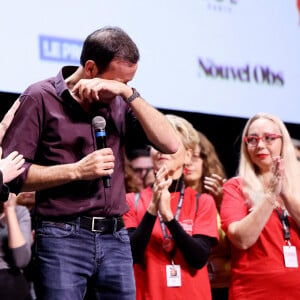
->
[113, 227, 130, 243]
[36, 221, 76, 238]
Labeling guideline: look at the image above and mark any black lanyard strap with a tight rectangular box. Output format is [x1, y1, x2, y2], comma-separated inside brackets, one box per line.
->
[276, 207, 290, 242]
[158, 182, 185, 239]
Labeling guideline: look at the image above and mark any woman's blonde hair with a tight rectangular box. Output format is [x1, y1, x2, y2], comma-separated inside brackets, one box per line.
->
[165, 114, 199, 152]
[238, 112, 300, 207]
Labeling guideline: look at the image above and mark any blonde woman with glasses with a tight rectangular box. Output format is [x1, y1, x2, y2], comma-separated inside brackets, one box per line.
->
[221, 113, 300, 299]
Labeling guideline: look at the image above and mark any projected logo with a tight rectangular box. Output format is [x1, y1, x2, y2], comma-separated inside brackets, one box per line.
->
[198, 58, 284, 86]
[39, 35, 83, 63]
[205, 0, 238, 13]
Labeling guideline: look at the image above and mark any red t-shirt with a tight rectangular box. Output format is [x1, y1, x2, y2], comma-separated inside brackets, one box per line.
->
[221, 177, 300, 300]
[124, 186, 218, 300]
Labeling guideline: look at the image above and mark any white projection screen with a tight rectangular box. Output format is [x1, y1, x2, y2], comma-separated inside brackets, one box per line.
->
[0, 0, 299, 124]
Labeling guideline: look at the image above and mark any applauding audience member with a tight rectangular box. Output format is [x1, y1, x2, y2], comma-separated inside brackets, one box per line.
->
[221, 113, 300, 299]
[124, 115, 218, 300]
[184, 131, 230, 300]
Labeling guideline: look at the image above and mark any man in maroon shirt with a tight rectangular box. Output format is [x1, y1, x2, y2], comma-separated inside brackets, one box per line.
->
[2, 26, 179, 300]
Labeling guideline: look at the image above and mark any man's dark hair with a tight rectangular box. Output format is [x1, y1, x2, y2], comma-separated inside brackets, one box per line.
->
[127, 146, 151, 161]
[80, 26, 140, 73]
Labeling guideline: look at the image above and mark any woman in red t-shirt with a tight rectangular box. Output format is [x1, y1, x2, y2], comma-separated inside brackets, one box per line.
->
[124, 114, 219, 300]
[184, 131, 231, 300]
[221, 113, 300, 300]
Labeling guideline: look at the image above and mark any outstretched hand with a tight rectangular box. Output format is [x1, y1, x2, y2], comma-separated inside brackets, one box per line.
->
[0, 147, 25, 184]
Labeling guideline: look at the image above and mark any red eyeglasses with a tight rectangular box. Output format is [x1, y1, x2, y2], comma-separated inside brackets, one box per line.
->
[244, 133, 282, 147]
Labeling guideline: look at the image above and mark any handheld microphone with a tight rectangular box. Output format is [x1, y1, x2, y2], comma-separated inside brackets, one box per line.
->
[92, 116, 111, 188]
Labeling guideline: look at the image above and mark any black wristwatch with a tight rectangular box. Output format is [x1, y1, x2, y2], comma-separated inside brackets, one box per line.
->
[126, 88, 140, 104]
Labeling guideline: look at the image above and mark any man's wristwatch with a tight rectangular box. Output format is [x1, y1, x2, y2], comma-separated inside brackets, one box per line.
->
[126, 88, 140, 104]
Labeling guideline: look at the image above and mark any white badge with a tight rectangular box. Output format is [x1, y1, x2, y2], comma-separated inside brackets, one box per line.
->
[166, 264, 181, 287]
[283, 245, 298, 268]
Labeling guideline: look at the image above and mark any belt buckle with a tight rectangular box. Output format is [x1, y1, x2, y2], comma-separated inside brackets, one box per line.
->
[91, 217, 106, 232]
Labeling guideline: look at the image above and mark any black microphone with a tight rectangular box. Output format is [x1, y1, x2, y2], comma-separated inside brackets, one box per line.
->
[92, 116, 111, 188]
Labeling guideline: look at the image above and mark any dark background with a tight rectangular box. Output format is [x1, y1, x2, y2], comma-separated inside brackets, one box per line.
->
[1, 91, 300, 178]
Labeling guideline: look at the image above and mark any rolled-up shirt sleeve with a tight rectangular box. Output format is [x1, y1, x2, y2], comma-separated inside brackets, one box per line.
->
[2, 92, 43, 193]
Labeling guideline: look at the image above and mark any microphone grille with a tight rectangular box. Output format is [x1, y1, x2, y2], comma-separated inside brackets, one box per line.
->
[92, 116, 106, 130]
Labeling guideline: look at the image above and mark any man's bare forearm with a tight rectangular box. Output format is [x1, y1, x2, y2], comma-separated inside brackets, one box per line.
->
[129, 97, 180, 154]
[22, 163, 78, 192]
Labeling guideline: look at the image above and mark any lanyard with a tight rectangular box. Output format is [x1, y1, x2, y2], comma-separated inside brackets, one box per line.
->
[275, 207, 291, 244]
[158, 182, 185, 240]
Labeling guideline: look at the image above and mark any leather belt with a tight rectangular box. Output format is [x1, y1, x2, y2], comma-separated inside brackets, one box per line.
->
[38, 216, 125, 234]
[80, 216, 125, 233]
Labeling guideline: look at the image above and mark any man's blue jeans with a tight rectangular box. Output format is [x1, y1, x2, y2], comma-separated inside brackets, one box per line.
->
[34, 218, 135, 300]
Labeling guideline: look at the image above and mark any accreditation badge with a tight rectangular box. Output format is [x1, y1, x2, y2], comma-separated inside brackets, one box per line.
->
[166, 264, 181, 287]
[283, 245, 298, 268]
